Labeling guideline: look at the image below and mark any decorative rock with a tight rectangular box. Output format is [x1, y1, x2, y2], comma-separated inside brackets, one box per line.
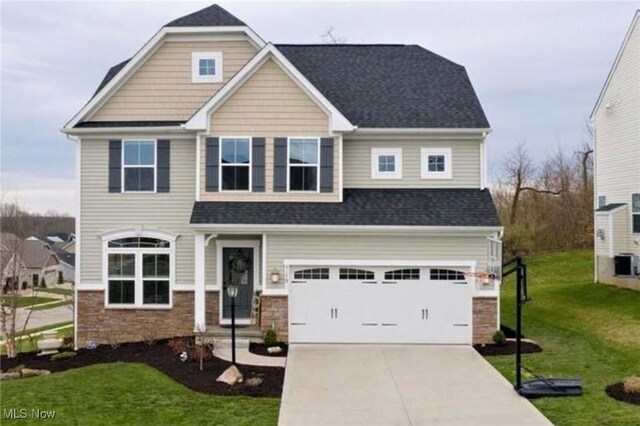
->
[267, 346, 282, 355]
[179, 351, 188, 362]
[7, 364, 26, 373]
[216, 365, 243, 386]
[20, 368, 50, 378]
[0, 372, 21, 381]
[245, 377, 263, 387]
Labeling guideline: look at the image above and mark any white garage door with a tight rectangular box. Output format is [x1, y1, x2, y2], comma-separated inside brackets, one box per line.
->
[289, 265, 472, 344]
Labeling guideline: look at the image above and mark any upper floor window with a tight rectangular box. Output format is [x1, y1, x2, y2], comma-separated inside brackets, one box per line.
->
[288, 138, 319, 192]
[371, 148, 402, 179]
[633, 193, 640, 234]
[421, 148, 452, 179]
[220, 137, 251, 191]
[192, 52, 223, 83]
[123, 140, 155, 192]
[597, 195, 607, 209]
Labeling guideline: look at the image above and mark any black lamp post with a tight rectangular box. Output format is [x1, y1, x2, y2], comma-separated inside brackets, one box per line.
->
[226, 284, 239, 365]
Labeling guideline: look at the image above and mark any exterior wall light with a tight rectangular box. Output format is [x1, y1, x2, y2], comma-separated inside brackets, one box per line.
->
[270, 269, 280, 284]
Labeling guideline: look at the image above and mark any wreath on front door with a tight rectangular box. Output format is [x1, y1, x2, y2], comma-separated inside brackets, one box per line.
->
[230, 251, 250, 285]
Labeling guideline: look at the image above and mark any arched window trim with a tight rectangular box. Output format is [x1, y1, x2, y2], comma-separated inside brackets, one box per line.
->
[100, 227, 178, 309]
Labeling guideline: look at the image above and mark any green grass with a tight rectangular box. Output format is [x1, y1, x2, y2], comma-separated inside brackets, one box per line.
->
[0, 363, 280, 425]
[1, 296, 57, 308]
[14, 321, 74, 338]
[31, 300, 72, 311]
[35, 288, 73, 296]
[487, 250, 640, 425]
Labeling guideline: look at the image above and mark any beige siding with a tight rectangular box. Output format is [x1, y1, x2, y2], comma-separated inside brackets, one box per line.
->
[612, 209, 630, 255]
[594, 214, 611, 257]
[200, 58, 338, 202]
[266, 233, 489, 290]
[343, 136, 482, 188]
[90, 37, 258, 121]
[594, 16, 640, 256]
[80, 137, 196, 284]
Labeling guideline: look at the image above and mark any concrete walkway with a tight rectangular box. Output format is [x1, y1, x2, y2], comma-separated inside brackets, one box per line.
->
[213, 346, 286, 367]
[279, 345, 551, 426]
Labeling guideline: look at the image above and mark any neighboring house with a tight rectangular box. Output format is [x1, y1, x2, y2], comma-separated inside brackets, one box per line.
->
[1, 233, 61, 290]
[63, 4, 503, 347]
[592, 10, 640, 291]
[51, 242, 76, 284]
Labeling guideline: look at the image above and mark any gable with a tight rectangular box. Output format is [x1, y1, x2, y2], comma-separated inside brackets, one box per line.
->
[210, 57, 329, 135]
[89, 37, 258, 122]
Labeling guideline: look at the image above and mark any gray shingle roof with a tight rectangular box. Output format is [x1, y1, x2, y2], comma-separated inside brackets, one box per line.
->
[191, 189, 500, 227]
[276, 44, 489, 129]
[93, 59, 129, 96]
[164, 4, 245, 27]
[595, 203, 627, 212]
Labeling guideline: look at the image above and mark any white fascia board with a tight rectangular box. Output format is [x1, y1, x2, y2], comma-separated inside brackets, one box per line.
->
[591, 11, 640, 118]
[184, 43, 355, 133]
[284, 259, 477, 268]
[354, 127, 492, 136]
[63, 26, 265, 130]
[63, 126, 194, 136]
[190, 223, 503, 235]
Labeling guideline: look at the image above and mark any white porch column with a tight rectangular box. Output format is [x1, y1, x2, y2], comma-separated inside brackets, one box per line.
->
[194, 232, 206, 331]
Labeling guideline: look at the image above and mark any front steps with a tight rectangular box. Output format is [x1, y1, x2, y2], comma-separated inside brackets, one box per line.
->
[196, 325, 263, 348]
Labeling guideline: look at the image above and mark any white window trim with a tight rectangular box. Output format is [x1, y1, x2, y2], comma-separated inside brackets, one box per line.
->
[122, 139, 157, 193]
[101, 228, 177, 309]
[421, 147, 452, 180]
[192, 52, 223, 83]
[371, 148, 402, 179]
[633, 193, 640, 235]
[219, 136, 252, 192]
[287, 137, 320, 193]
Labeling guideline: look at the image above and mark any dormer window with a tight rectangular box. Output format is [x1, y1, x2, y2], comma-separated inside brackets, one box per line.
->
[421, 148, 452, 179]
[192, 52, 223, 83]
[371, 148, 402, 179]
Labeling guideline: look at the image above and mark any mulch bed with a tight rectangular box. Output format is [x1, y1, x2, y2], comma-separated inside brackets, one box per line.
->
[605, 383, 640, 406]
[0, 339, 284, 398]
[474, 340, 542, 356]
[249, 342, 288, 358]
[501, 324, 526, 339]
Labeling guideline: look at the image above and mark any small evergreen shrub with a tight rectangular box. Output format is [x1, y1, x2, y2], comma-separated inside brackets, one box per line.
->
[263, 329, 278, 347]
[492, 330, 507, 347]
[51, 351, 76, 361]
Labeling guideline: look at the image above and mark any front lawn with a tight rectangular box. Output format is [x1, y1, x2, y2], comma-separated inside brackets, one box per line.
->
[1, 296, 57, 308]
[487, 250, 640, 425]
[0, 363, 280, 425]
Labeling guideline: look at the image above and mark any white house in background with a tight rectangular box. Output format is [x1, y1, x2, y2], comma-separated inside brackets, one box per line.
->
[592, 10, 640, 290]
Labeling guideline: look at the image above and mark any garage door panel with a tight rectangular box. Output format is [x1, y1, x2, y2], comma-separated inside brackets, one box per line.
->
[289, 265, 472, 344]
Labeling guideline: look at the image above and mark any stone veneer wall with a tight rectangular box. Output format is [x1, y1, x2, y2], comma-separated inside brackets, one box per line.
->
[472, 297, 498, 344]
[76, 290, 219, 347]
[260, 295, 288, 341]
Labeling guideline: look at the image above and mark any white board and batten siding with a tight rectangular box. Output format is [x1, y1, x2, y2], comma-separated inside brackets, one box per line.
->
[79, 138, 197, 287]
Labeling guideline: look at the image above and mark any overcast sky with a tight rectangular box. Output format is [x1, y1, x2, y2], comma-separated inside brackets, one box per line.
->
[1, 1, 638, 215]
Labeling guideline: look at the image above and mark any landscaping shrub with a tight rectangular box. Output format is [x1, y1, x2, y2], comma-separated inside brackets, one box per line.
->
[51, 351, 76, 361]
[623, 376, 640, 394]
[492, 330, 507, 347]
[263, 329, 278, 347]
[168, 337, 188, 355]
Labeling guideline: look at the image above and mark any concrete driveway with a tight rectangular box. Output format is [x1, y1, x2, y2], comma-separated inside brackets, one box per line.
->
[279, 345, 552, 426]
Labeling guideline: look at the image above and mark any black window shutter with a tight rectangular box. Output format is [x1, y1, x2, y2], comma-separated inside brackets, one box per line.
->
[156, 139, 170, 193]
[252, 138, 266, 192]
[274, 138, 288, 192]
[108, 140, 122, 193]
[320, 137, 334, 193]
[205, 137, 219, 192]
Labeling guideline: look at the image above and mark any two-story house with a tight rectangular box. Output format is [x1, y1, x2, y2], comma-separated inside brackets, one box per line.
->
[593, 10, 640, 291]
[63, 4, 503, 347]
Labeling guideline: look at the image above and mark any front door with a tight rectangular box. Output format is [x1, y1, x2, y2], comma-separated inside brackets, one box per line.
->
[222, 247, 254, 321]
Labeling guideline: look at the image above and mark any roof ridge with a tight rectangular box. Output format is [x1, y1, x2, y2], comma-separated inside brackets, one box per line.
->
[164, 3, 245, 27]
[275, 43, 408, 47]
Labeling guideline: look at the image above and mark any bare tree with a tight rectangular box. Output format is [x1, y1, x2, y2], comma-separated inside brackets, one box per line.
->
[321, 27, 346, 44]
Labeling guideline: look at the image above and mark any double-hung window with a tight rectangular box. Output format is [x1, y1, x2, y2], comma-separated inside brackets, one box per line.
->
[288, 138, 319, 191]
[633, 193, 640, 234]
[371, 148, 402, 179]
[106, 236, 172, 308]
[123, 140, 156, 192]
[421, 147, 452, 179]
[220, 137, 251, 191]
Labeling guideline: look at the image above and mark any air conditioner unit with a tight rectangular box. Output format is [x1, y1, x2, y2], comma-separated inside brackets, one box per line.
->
[614, 254, 638, 276]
